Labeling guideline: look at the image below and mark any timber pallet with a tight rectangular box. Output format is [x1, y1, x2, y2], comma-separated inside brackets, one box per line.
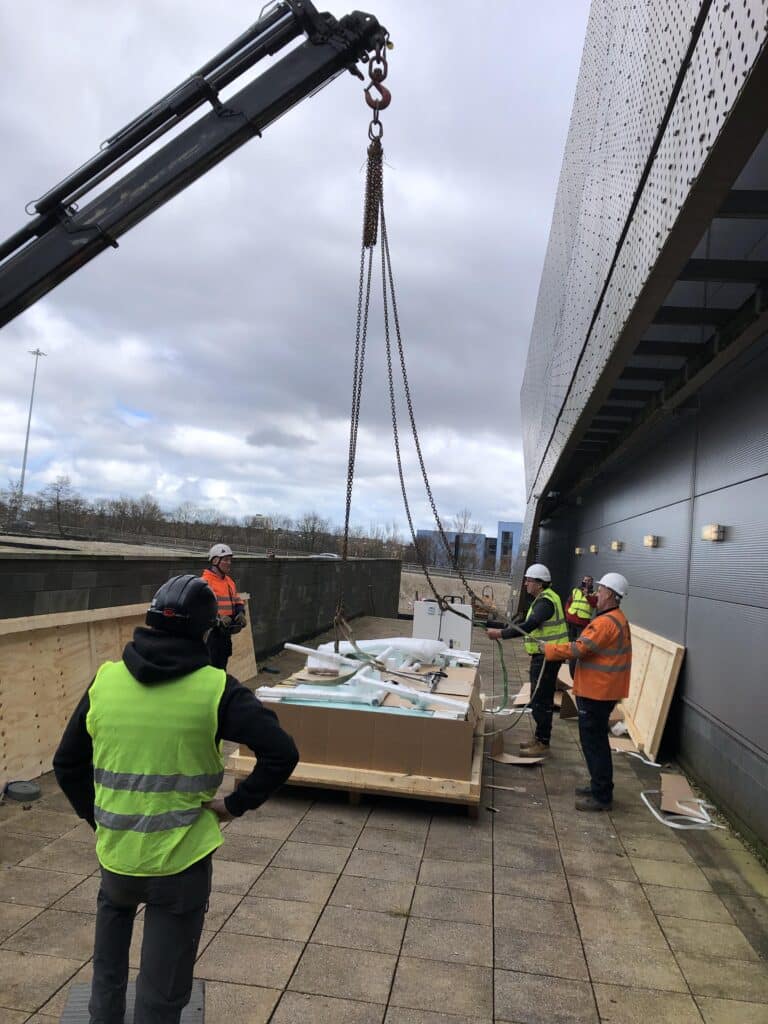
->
[226, 731, 484, 814]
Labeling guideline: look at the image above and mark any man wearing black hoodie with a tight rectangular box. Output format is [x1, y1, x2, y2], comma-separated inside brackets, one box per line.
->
[53, 575, 299, 1024]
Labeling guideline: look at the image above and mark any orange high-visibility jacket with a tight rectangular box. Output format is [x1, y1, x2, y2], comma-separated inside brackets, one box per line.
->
[201, 569, 242, 619]
[544, 607, 632, 701]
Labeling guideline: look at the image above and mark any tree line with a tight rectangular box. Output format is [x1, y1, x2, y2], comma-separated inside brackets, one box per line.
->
[1, 477, 505, 569]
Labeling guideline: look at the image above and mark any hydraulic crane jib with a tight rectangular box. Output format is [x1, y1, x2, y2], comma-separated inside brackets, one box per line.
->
[0, 0, 387, 329]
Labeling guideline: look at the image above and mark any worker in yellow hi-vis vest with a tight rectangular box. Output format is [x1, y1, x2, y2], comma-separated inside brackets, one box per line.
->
[564, 574, 597, 678]
[53, 575, 298, 1024]
[487, 564, 568, 758]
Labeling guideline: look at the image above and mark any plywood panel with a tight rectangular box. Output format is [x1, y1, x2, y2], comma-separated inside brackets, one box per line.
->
[622, 624, 685, 761]
[1, 597, 257, 784]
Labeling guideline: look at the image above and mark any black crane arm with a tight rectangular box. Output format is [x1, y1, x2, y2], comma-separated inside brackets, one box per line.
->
[0, 1, 387, 328]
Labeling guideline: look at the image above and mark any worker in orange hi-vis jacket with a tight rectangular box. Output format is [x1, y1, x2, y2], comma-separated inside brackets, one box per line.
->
[543, 573, 631, 813]
[202, 544, 246, 670]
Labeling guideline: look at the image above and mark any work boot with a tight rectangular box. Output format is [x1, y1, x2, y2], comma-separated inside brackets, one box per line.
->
[575, 794, 612, 812]
[574, 784, 592, 797]
[518, 740, 549, 758]
[519, 737, 538, 750]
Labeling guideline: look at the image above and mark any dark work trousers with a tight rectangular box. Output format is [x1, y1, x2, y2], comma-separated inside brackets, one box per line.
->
[529, 653, 560, 745]
[89, 855, 212, 1024]
[567, 622, 588, 680]
[576, 695, 617, 805]
[206, 627, 232, 670]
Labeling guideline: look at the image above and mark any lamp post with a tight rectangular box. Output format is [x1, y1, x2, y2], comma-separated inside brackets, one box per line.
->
[14, 348, 46, 520]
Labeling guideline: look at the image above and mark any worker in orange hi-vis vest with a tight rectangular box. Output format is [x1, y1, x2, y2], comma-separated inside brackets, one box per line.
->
[202, 544, 246, 670]
[543, 573, 631, 812]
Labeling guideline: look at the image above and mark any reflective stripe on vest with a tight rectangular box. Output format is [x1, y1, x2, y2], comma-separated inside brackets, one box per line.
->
[568, 587, 593, 621]
[524, 587, 569, 654]
[87, 659, 226, 877]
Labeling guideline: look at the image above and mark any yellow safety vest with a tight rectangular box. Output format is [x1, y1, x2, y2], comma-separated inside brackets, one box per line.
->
[86, 660, 226, 876]
[568, 587, 593, 621]
[524, 587, 568, 654]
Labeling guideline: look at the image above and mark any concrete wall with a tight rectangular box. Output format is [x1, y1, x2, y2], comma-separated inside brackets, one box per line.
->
[0, 553, 401, 657]
[536, 335, 768, 848]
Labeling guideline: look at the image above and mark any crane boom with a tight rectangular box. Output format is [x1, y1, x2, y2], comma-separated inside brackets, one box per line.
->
[0, 2, 386, 328]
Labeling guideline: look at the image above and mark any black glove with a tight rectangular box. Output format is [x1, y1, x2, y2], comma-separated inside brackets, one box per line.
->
[218, 615, 233, 629]
[233, 611, 247, 627]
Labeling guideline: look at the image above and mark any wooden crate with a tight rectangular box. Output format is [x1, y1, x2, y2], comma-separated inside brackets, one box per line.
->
[1, 597, 257, 783]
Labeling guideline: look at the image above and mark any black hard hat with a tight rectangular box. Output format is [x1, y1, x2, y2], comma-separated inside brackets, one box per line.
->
[146, 574, 218, 638]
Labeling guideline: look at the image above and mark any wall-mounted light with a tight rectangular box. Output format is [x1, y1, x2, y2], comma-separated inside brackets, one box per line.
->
[702, 523, 725, 542]
[589, 544, 599, 554]
[610, 540, 624, 552]
[643, 534, 659, 548]
[574, 546, 585, 555]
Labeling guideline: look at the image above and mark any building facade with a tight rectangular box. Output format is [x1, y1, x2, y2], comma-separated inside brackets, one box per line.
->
[519, 0, 768, 844]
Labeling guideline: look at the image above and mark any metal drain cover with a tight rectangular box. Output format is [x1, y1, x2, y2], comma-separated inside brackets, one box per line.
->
[60, 981, 205, 1024]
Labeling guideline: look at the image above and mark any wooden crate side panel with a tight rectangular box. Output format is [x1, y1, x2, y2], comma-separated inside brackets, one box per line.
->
[1, 600, 258, 784]
[646, 645, 685, 760]
[623, 637, 652, 720]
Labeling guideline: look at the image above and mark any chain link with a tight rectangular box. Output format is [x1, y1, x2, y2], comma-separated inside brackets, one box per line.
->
[337, 38, 482, 640]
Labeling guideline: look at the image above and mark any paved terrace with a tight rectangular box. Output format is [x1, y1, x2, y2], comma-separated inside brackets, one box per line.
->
[1, 616, 767, 1023]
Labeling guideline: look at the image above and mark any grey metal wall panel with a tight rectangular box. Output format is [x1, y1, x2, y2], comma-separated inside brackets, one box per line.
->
[696, 336, 768, 495]
[690, 477, 768, 609]
[623, 586, 688, 644]
[678, 703, 768, 848]
[685, 595, 768, 755]
[598, 420, 696, 527]
[574, 502, 691, 593]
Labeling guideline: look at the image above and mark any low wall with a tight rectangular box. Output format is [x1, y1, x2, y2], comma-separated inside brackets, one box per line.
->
[0, 553, 401, 657]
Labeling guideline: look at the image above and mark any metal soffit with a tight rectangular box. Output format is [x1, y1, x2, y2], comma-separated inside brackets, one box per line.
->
[521, 0, 768, 527]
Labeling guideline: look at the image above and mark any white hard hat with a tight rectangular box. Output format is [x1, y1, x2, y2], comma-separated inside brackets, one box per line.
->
[208, 543, 232, 561]
[524, 563, 551, 583]
[598, 572, 629, 598]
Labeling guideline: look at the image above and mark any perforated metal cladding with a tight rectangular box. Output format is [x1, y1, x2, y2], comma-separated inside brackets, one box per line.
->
[522, 0, 768, 512]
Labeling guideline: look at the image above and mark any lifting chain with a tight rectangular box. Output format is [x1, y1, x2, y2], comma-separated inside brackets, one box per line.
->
[336, 36, 482, 649]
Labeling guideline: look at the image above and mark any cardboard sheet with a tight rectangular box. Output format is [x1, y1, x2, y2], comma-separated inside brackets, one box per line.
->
[609, 736, 638, 753]
[489, 751, 545, 766]
[660, 772, 702, 818]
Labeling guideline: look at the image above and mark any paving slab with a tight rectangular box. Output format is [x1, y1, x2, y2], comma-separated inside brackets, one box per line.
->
[288, 943, 396, 1004]
[312, 904, 406, 954]
[677, 951, 768, 1002]
[196, 932, 303, 988]
[248, 865, 336, 903]
[642, 883, 735, 923]
[494, 968, 597, 1024]
[494, 925, 589, 981]
[1, 907, 95, 960]
[417, 858, 492, 893]
[390, 958, 493, 1018]
[401, 916, 493, 967]
[0, 948, 82, 1013]
[202, 980, 281, 1024]
[410, 885, 492, 926]
[271, 991, 384, 1023]
[222, 895, 322, 941]
[0, 866, 84, 908]
[695, 995, 768, 1023]
[583, 937, 688, 991]
[659, 914, 762, 960]
[592, 983, 705, 1023]
[271, 840, 349, 874]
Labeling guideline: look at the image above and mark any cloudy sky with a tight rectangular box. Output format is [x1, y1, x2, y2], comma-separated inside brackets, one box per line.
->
[0, 1, 589, 537]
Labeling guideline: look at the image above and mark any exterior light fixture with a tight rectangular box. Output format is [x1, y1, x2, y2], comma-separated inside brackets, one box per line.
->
[701, 523, 725, 542]
[589, 544, 599, 554]
[574, 546, 585, 555]
[643, 535, 659, 548]
[610, 540, 624, 551]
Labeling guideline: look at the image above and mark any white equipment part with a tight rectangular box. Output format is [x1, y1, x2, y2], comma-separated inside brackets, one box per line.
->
[412, 600, 473, 651]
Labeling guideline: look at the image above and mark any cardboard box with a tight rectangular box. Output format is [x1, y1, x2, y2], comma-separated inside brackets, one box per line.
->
[266, 665, 479, 782]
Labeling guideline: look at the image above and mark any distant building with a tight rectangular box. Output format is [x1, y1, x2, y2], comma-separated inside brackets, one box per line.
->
[494, 520, 522, 573]
[416, 520, 521, 573]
